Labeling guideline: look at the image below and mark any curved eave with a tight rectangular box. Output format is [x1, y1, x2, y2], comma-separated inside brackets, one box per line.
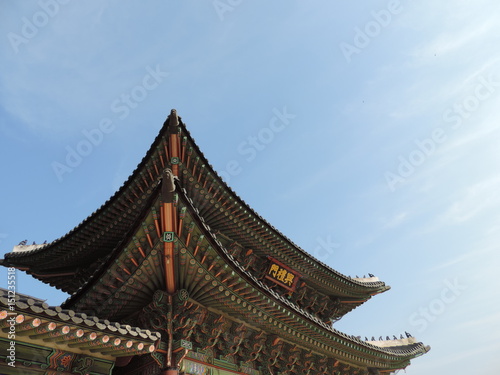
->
[173, 117, 389, 298]
[1, 116, 174, 292]
[3, 182, 162, 294]
[175, 188, 429, 370]
[2, 110, 387, 299]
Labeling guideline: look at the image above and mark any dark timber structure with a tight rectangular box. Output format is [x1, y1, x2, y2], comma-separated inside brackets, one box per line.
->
[1, 110, 429, 374]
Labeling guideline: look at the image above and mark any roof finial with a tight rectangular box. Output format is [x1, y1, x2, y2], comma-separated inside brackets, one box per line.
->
[169, 109, 179, 128]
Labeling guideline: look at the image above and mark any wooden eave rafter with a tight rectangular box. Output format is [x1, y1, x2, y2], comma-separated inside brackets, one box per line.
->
[64, 194, 166, 319]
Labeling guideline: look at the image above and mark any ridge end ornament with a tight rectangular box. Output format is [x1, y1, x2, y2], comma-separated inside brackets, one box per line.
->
[163, 168, 176, 193]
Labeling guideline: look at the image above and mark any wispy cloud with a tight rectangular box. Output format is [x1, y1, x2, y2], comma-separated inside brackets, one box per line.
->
[382, 211, 408, 229]
[279, 163, 337, 201]
[436, 175, 500, 225]
[429, 243, 497, 272]
[408, 1, 499, 64]
[412, 20, 496, 62]
[456, 311, 500, 330]
[417, 343, 500, 373]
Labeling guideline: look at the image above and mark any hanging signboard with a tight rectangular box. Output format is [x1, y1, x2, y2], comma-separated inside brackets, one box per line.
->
[265, 256, 301, 292]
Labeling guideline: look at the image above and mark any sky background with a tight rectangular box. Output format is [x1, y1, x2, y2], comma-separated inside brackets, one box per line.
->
[1, 1, 499, 374]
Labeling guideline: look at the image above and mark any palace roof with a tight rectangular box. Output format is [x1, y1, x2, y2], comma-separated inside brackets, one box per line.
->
[0, 110, 429, 374]
[2, 111, 387, 303]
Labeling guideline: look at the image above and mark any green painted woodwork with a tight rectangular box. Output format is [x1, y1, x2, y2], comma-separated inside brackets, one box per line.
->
[0, 338, 115, 375]
[163, 232, 175, 242]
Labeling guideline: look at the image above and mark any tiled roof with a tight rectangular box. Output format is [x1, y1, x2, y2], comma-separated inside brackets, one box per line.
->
[2, 110, 389, 301]
[0, 288, 160, 357]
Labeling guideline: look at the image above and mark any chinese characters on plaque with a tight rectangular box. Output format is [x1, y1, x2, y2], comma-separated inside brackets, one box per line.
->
[265, 257, 300, 292]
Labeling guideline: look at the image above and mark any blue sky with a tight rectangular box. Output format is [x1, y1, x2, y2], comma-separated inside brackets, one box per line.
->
[1, 1, 499, 374]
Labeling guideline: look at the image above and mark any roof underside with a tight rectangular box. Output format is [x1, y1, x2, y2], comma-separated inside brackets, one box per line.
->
[60, 183, 429, 372]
